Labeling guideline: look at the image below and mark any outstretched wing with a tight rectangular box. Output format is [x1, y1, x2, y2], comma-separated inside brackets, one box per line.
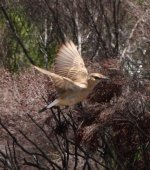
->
[55, 41, 88, 85]
[33, 65, 86, 93]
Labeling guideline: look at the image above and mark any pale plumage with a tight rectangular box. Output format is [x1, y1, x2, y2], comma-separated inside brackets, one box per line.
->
[55, 41, 88, 84]
[33, 41, 109, 112]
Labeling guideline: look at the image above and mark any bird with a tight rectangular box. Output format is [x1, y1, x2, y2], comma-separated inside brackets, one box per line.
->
[33, 41, 109, 112]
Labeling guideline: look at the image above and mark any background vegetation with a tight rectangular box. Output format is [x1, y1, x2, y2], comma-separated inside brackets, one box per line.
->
[0, 0, 150, 170]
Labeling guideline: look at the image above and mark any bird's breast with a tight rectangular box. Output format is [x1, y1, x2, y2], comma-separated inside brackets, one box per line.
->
[59, 88, 90, 106]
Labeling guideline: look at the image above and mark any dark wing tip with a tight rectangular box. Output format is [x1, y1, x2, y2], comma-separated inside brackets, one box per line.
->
[38, 106, 47, 113]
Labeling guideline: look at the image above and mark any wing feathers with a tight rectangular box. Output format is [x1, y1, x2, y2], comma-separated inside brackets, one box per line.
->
[55, 41, 88, 84]
[33, 40, 88, 93]
[33, 65, 84, 93]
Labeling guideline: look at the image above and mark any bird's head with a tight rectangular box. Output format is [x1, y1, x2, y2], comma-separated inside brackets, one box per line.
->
[88, 73, 110, 87]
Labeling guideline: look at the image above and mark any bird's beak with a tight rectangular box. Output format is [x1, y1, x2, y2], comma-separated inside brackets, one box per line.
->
[104, 76, 110, 80]
[101, 76, 110, 82]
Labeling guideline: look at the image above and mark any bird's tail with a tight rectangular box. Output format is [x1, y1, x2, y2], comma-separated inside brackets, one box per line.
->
[39, 99, 59, 113]
[47, 99, 59, 108]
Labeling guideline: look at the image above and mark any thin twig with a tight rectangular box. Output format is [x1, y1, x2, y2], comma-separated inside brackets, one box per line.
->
[120, 9, 149, 61]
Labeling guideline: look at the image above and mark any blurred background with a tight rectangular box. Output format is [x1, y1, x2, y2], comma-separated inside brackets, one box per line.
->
[0, 0, 150, 170]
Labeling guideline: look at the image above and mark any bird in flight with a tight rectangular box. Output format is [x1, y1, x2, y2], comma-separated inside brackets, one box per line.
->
[33, 41, 109, 112]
